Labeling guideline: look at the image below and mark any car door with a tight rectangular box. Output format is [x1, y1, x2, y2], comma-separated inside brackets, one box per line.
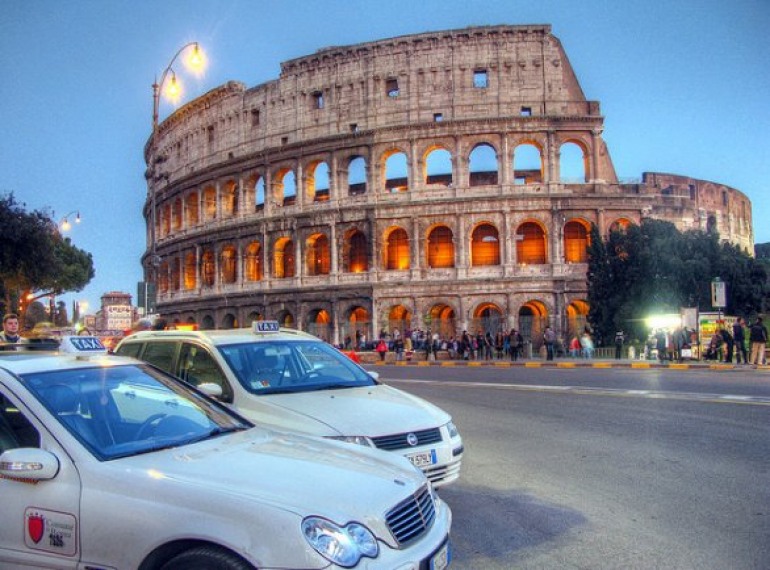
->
[176, 342, 235, 402]
[0, 384, 83, 569]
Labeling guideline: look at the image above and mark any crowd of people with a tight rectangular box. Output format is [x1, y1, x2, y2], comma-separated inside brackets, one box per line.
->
[704, 317, 768, 365]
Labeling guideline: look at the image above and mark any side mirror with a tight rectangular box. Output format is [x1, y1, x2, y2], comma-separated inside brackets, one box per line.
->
[368, 371, 380, 382]
[0, 448, 60, 481]
[198, 382, 224, 398]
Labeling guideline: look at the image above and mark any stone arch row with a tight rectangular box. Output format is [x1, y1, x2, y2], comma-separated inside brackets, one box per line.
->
[155, 136, 595, 239]
[155, 215, 633, 294]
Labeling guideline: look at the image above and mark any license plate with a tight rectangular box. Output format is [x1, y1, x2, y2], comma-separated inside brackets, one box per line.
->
[430, 540, 451, 570]
[406, 449, 437, 467]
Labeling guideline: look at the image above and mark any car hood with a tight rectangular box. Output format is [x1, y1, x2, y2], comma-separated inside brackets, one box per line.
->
[115, 428, 426, 523]
[249, 383, 451, 437]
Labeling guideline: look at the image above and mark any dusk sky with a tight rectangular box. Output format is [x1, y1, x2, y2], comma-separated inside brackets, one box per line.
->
[2, 0, 768, 316]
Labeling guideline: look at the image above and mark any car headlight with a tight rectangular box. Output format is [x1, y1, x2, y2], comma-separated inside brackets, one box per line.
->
[302, 517, 379, 567]
[327, 435, 373, 447]
[446, 421, 459, 438]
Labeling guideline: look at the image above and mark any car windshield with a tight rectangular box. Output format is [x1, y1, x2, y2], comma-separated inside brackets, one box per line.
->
[218, 340, 376, 395]
[22, 363, 251, 461]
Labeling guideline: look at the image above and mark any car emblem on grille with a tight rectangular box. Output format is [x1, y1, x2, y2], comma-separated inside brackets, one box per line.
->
[406, 433, 418, 446]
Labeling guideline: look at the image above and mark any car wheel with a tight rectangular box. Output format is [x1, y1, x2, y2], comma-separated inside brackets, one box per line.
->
[161, 545, 255, 570]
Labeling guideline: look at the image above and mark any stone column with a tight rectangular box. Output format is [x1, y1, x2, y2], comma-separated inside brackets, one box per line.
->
[330, 223, 338, 282]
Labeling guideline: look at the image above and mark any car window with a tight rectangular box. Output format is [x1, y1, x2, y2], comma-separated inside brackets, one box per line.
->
[140, 342, 177, 373]
[20, 364, 250, 461]
[218, 340, 374, 395]
[177, 343, 233, 402]
[0, 390, 40, 451]
[115, 342, 143, 359]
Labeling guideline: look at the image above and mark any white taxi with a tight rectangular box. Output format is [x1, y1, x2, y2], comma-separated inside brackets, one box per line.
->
[0, 336, 452, 569]
[115, 323, 464, 488]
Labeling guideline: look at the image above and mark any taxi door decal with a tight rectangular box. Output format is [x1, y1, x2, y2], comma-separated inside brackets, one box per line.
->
[24, 508, 78, 556]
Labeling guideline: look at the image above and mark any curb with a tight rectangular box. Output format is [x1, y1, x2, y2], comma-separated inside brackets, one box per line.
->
[370, 360, 770, 371]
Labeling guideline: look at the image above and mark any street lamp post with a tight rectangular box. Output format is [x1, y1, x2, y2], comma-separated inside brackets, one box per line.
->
[151, 42, 205, 132]
[60, 210, 81, 232]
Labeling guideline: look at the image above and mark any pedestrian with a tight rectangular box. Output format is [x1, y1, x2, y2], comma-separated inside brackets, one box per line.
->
[733, 317, 748, 364]
[580, 330, 594, 359]
[543, 326, 556, 360]
[749, 317, 768, 366]
[655, 329, 667, 362]
[375, 339, 388, 361]
[614, 330, 625, 359]
[0, 313, 29, 350]
[569, 336, 581, 358]
[720, 327, 734, 363]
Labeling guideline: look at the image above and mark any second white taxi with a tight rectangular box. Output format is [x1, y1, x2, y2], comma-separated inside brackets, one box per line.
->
[0, 336, 452, 569]
[116, 323, 464, 487]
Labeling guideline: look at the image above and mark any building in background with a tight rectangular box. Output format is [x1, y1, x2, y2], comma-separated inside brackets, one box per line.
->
[142, 25, 753, 348]
[96, 291, 135, 334]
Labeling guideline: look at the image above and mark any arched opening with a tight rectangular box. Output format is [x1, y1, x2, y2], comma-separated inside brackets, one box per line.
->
[513, 143, 543, 184]
[247, 311, 263, 323]
[244, 241, 262, 282]
[384, 151, 408, 193]
[345, 230, 368, 273]
[471, 223, 500, 266]
[346, 306, 371, 349]
[201, 315, 215, 331]
[609, 218, 632, 234]
[307, 309, 332, 341]
[516, 222, 547, 264]
[201, 250, 215, 287]
[566, 300, 589, 343]
[427, 225, 455, 268]
[388, 305, 412, 335]
[469, 143, 498, 186]
[255, 176, 266, 211]
[427, 304, 456, 340]
[220, 245, 237, 284]
[222, 180, 238, 217]
[306, 233, 331, 276]
[160, 204, 171, 238]
[172, 198, 183, 231]
[519, 301, 548, 350]
[307, 161, 330, 202]
[348, 156, 367, 195]
[170, 258, 181, 291]
[559, 141, 588, 182]
[203, 186, 217, 220]
[183, 252, 196, 290]
[158, 261, 169, 293]
[221, 313, 238, 329]
[276, 311, 295, 329]
[564, 220, 590, 263]
[385, 227, 410, 270]
[274, 237, 295, 279]
[424, 147, 452, 186]
[185, 193, 199, 226]
[471, 303, 504, 335]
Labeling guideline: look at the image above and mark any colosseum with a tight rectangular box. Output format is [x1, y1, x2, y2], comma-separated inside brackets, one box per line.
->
[143, 24, 753, 348]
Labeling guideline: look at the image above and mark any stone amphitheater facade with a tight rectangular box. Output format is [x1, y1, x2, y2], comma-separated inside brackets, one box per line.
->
[143, 24, 753, 346]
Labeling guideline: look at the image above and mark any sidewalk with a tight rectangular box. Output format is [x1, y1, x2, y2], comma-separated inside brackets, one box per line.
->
[361, 352, 770, 371]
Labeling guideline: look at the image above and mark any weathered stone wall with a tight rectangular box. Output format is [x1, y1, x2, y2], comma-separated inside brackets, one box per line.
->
[143, 25, 753, 344]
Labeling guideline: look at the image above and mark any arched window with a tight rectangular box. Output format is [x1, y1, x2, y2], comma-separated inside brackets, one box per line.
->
[244, 241, 262, 281]
[559, 141, 587, 182]
[308, 161, 330, 202]
[306, 234, 331, 276]
[386, 228, 410, 270]
[220, 245, 237, 284]
[347, 231, 368, 273]
[564, 221, 589, 263]
[255, 176, 266, 211]
[425, 147, 452, 186]
[427, 226, 455, 268]
[516, 222, 547, 264]
[469, 143, 498, 186]
[201, 250, 216, 287]
[203, 186, 217, 220]
[513, 143, 543, 184]
[384, 151, 408, 193]
[185, 193, 199, 226]
[183, 252, 196, 290]
[170, 258, 181, 291]
[348, 156, 367, 195]
[172, 198, 183, 231]
[158, 262, 169, 293]
[471, 224, 500, 266]
[274, 238, 295, 278]
[222, 181, 238, 217]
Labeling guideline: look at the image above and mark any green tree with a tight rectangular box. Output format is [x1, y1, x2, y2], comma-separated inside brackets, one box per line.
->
[0, 193, 95, 320]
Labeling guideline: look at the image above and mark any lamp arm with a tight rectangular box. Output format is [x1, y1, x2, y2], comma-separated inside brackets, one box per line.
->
[152, 41, 199, 131]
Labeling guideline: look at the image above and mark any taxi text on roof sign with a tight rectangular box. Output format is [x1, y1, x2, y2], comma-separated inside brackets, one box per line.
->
[60, 336, 107, 354]
[253, 321, 280, 333]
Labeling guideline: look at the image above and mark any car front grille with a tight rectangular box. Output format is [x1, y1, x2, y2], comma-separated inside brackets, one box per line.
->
[371, 427, 442, 451]
[385, 484, 436, 546]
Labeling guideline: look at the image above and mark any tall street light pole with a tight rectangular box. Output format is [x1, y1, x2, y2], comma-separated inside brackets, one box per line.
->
[146, 42, 206, 316]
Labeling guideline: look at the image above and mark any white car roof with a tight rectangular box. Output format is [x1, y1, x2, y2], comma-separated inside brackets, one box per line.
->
[120, 326, 319, 347]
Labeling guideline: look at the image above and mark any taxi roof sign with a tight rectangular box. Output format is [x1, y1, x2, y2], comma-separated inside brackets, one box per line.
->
[60, 336, 108, 356]
[252, 321, 280, 334]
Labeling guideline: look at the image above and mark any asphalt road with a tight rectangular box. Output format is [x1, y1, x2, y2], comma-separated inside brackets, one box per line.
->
[376, 365, 770, 570]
